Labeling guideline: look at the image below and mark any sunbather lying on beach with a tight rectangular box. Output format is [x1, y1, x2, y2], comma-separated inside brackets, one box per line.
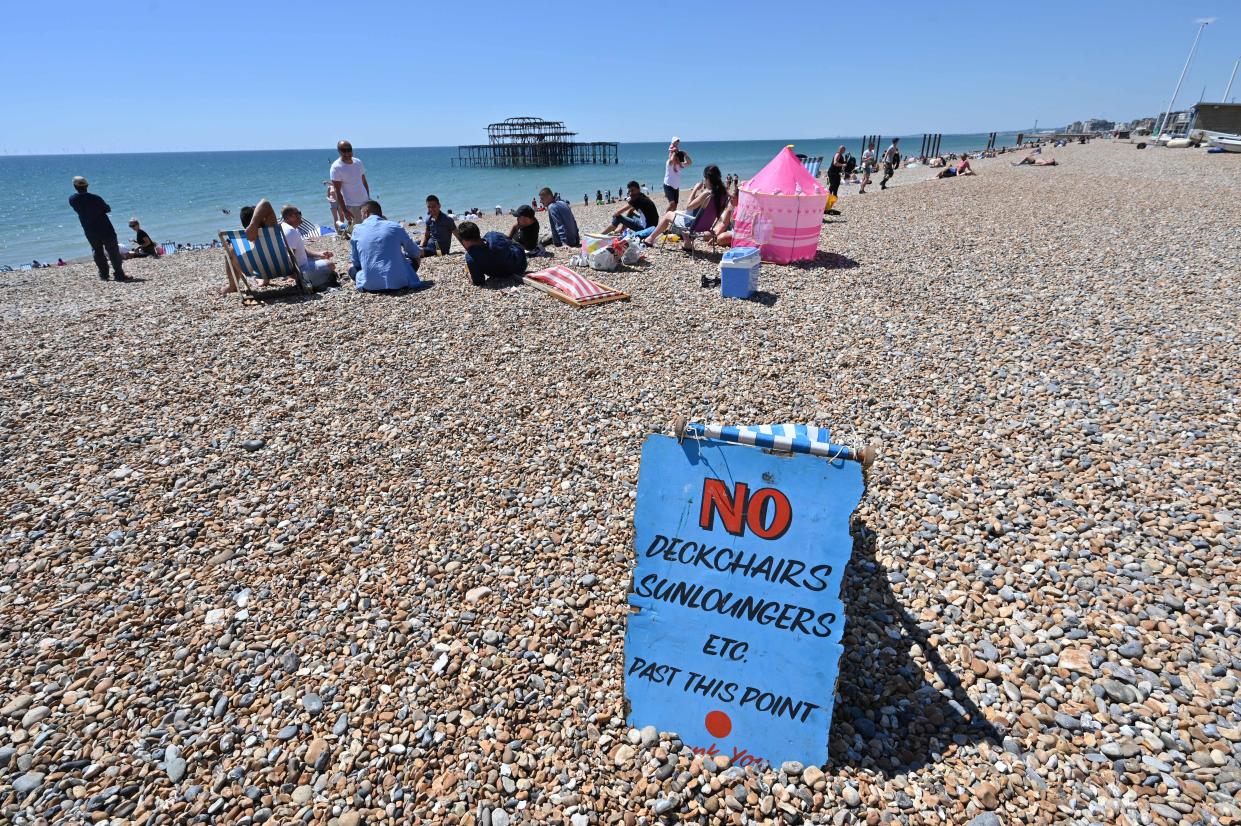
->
[640, 165, 729, 248]
[936, 157, 975, 178]
[460, 221, 527, 287]
[1015, 155, 1058, 166]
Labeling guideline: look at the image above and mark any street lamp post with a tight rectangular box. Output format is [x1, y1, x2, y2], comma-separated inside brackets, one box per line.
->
[1157, 19, 1212, 142]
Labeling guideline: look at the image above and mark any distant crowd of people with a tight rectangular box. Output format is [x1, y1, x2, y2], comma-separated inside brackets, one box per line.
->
[64, 134, 1058, 290]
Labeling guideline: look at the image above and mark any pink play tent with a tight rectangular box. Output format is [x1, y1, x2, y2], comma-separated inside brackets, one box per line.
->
[733, 146, 828, 264]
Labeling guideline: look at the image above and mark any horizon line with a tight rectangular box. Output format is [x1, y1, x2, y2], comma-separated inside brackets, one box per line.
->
[0, 130, 1038, 158]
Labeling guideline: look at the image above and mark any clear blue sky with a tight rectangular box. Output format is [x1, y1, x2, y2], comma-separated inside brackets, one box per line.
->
[4, 1, 1236, 154]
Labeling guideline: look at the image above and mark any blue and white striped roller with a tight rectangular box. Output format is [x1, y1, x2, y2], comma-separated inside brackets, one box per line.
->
[684, 422, 866, 463]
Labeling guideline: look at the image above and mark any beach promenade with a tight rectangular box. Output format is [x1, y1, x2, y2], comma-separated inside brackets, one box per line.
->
[1, 141, 1238, 824]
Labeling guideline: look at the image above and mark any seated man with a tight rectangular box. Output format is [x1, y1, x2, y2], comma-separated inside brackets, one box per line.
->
[221, 199, 284, 294]
[279, 204, 338, 287]
[602, 181, 660, 234]
[349, 200, 427, 292]
[538, 187, 580, 248]
[421, 194, 461, 256]
[508, 205, 540, 253]
[128, 218, 160, 257]
[459, 221, 526, 287]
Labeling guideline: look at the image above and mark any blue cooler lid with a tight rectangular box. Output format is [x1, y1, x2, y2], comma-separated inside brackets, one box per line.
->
[721, 246, 759, 263]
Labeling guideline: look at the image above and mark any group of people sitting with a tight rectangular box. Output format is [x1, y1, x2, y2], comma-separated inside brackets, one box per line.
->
[223, 183, 587, 295]
[601, 165, 738, 250]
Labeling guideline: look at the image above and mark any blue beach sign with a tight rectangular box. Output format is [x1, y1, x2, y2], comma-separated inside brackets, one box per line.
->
[624, 424, 867, 768]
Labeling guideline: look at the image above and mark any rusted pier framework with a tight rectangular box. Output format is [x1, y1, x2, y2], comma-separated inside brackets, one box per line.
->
[454, 117, 618, 168]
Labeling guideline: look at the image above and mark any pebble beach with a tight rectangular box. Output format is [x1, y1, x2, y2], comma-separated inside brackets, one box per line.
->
[1, 140, 1238, 825]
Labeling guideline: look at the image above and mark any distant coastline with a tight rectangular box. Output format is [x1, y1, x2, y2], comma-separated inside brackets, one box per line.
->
[1, 133, 1019, 268]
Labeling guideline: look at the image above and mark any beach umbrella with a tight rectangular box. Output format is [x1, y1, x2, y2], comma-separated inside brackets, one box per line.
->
[733, 146, 827, 264]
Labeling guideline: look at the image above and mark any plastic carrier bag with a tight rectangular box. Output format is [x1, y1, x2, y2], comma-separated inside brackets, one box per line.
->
[588, 247, 618, 271]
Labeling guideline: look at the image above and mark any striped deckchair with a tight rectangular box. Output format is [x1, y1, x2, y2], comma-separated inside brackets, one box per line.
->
[523, 265, 630, 308]
[295, 222, 336, 240]
[219, 226, 309, 297]
[675, 421, 874, 465]
[801, 155, 824, 177]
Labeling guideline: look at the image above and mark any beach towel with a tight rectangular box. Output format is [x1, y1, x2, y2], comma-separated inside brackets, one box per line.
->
[523, 265, 630, 307]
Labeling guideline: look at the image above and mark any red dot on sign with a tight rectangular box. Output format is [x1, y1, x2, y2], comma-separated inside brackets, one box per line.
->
[705, 710, 732, 739]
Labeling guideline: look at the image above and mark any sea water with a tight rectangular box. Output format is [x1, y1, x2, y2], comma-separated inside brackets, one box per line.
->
[0, 134, 1012, 268]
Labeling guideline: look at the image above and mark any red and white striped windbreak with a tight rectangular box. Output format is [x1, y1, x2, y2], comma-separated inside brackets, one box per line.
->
[527, 266, 622, 302]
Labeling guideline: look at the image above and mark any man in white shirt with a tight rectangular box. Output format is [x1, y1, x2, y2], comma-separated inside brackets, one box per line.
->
[329, 140, 370, 224]
[858, 143, 876, 194]
[279, 204, 337, 288]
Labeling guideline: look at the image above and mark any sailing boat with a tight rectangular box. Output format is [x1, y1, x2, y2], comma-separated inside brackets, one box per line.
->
[1207, 134, 1241, 152]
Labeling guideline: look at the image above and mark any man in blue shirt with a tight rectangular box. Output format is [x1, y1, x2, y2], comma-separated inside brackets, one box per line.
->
[68, 176, 130, 281]
[420, 195, 461, 256]
[538, 187, 580, 248]
[348, 201, 428, 292]
[459, 221, 527, 287]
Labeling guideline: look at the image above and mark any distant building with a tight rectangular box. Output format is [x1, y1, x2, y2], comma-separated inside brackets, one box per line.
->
[1066, 118, 1115, 134]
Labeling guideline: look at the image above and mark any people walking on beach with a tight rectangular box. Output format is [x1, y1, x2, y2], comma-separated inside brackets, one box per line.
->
[68, 176, 130, 281]
[421, 195, 461, 256]
[539, 187, 580, 248]
[880, 138, 900, 190]
[602, 182, 661, 235]
[279, 204, 338, 287]
[828, 145, 846, 197]
[663, 137, 693, 210]
[349, 201, 427, 292]
[859, 143, 876, 193]
[127, 218, 160, 258]
[330, 141, 370, 224]
[459, 222, 527, 287]
[509, 205, 540, 253]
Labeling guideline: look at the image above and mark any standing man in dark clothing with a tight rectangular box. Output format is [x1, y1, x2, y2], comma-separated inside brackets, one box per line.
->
[69, 176, 129, 281]
[827, 145, 846, 198]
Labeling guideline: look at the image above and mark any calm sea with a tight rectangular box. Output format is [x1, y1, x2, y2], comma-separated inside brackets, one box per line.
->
[0, 134, 1013, 268]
